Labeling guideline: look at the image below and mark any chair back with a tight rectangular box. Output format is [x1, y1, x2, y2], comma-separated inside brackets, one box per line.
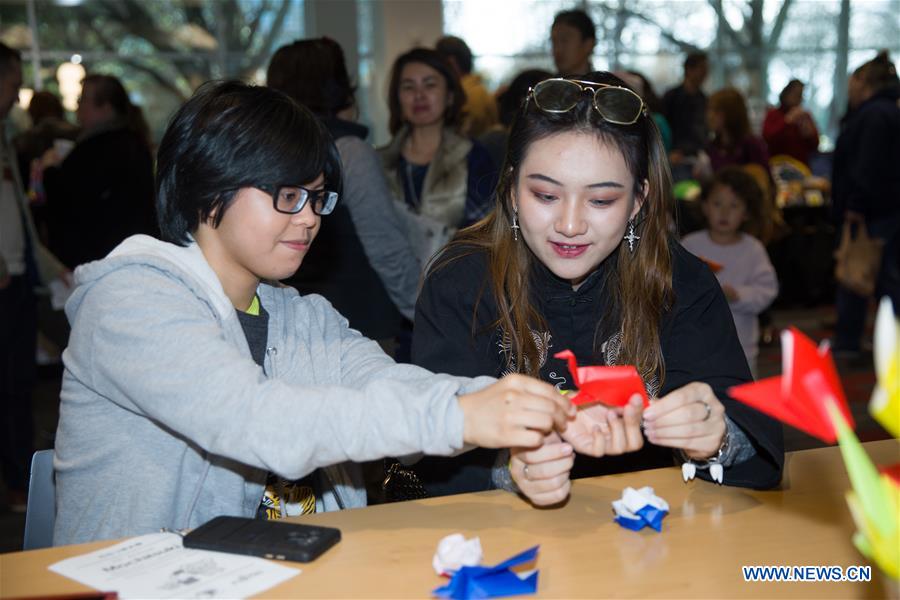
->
[23, 449, 55, 550]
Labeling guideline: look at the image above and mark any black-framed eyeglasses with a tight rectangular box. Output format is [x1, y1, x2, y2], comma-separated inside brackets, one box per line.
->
[527, 78, 647, 125]
[257, 185, 339, 216]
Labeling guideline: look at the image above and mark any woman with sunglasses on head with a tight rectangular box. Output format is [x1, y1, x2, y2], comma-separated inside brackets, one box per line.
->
[412, 73, 784, 504]
[52, 81, 576, 544]
[379, 48, 498, 265]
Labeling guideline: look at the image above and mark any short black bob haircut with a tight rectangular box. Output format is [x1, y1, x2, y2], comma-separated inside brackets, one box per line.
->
[156, 80, 342, 246]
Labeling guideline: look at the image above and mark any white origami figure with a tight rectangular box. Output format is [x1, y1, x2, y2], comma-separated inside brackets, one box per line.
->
[682, 459, 723, 484]
[432, 533, 483, 576]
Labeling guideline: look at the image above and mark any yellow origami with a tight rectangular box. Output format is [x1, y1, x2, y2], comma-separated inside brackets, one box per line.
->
[831, 403, 900, 581]
[846, 483, 899, 580]
[871, 297, 900, 438]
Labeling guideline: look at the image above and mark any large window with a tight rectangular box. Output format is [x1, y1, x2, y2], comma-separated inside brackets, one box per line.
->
[0, 0, 304, 142]
[444, 0, 900, 146]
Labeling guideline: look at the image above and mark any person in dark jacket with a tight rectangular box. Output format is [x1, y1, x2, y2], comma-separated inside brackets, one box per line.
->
[412, 73, 784, 504]
[663, 52, 709, 162]
[831, 52, 900, 356]
[42, 74, 156, 269]
[550, 9, 596, 77]
[267, 38, 421, 343]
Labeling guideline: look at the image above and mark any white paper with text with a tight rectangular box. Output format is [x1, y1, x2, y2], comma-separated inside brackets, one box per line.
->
[48, 532, 300, 599]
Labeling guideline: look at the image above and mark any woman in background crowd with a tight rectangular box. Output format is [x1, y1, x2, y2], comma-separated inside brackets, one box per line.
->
[704, 87, 769, 175]
[762, 79, 819, 166]
[379, 48, 497, 266]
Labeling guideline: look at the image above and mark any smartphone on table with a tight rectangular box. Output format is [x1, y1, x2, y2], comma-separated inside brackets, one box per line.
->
[182, 515, 341, 563]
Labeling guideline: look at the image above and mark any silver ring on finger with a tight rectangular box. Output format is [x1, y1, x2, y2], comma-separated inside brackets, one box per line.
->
[523, 464, 531, 481]
[699, 400, 712, 421]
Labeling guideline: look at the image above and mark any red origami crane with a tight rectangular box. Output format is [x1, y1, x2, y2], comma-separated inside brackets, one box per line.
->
[728, 327, 855, 443]
[554, 350, 649, 408]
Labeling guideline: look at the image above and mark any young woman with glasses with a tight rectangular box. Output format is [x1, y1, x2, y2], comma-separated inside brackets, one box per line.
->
[411, 73, 784, 505]
[52, 81, 576, 544]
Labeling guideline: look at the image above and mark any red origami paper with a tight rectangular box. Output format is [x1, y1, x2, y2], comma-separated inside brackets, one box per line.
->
[700, 257, 724, 273]
[728, 327, 855, 443]
[554, 350, 649, 408]
[880, 464, 900, 488]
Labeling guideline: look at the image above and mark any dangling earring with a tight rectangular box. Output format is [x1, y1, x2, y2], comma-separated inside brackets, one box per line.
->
[624, 219, 640, 253]
[511, 207, 520, 241]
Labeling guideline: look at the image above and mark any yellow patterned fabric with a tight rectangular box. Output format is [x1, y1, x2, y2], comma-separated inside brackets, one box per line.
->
[260, 479, 316, 519]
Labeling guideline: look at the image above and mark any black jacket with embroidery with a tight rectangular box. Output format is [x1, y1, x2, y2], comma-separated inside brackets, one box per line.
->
[411, 242, 784, 496]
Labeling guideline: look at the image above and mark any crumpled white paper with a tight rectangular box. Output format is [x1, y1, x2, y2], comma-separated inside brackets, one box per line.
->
[432, 533, 484, 575]
[611, 486, 669, 519]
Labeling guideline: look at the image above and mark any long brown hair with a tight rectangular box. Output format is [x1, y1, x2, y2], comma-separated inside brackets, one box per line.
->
[708, 87, 751, 149]
[428, 72, 675, 385]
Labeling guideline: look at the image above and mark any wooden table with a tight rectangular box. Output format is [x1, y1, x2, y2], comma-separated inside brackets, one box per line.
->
[2, 440, 898, 598]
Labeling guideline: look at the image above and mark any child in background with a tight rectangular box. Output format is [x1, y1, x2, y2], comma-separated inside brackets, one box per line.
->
[682, 167, 778, 377]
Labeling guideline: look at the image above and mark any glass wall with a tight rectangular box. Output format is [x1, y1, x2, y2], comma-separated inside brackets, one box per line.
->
[443, 0, 900, 146]
[4, 0, 898, 148]
[0, 0, 305, 143]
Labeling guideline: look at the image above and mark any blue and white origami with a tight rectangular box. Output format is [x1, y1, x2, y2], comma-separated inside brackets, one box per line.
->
[432, 545, 539, 599]
[611, 486, 669, 532]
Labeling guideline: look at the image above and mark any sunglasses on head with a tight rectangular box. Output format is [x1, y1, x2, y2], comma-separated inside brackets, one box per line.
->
[526, 78, 647, 125]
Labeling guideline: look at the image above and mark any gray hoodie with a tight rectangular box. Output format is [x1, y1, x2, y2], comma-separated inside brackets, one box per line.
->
[54, 235, 492, 545]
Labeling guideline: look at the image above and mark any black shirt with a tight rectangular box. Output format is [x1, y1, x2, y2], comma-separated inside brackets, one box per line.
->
[831, 85, 900, 221]
[43, 125, 156, 269]
[411, 243, 784, 495]
[236, 303, 269, 368]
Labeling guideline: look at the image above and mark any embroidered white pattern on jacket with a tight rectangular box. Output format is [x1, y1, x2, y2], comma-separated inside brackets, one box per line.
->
[498, 329, 559, 382]
[601, 331, 660, 398]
